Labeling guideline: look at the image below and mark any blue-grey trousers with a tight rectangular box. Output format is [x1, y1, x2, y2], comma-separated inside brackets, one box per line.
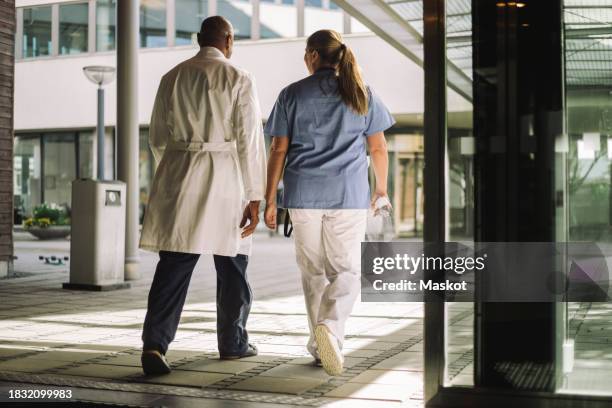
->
[142, 251, 252, 355]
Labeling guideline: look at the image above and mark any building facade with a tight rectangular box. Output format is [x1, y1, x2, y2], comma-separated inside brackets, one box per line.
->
[12, 0, 474, 238]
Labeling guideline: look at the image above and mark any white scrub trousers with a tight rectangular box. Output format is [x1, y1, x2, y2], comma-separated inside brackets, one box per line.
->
[288, 209, 368, 358]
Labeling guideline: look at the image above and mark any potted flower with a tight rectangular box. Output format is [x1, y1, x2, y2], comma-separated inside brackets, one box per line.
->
[23, 203, 71, 240]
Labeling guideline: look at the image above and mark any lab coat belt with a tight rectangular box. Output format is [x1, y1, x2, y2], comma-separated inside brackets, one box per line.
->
[167, 141, 237, 152]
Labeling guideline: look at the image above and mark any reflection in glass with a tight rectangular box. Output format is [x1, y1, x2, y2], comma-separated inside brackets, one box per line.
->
[175, 0, 208, 45]
[97, 0, 116, 51]
[562, 0, 612, 396]
[140, 0, 167, 48]
[59, 3, 89, 55]
[445, 0, 474, 388]
[13, 137, 42, 217]
[22, 6, 52, 58]
[218, 0, 252, 40]
[393, 137, 424, 238]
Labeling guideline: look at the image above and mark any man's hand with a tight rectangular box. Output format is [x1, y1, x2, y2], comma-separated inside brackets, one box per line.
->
[240, 201, 261, 238]
[264, 202, 277, 230]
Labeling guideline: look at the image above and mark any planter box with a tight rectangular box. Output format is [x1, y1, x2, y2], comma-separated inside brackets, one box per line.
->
[26, 226, 71, 240]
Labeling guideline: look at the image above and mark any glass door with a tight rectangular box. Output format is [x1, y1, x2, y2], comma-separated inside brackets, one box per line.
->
[424, 0, 612, 406]
[560, 0, 612, 396]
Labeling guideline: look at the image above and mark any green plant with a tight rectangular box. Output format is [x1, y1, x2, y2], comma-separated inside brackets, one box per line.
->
[24, 203, 70, 228]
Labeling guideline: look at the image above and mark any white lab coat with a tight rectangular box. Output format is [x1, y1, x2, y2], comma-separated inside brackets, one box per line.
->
[139, 47, 267, 256]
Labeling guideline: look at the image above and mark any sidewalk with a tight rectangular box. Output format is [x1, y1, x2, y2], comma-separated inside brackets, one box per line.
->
[0, 232, 443, 407]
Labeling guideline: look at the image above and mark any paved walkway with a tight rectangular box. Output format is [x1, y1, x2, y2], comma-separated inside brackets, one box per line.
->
[0, 232, 444, 407]
[4, 232, 610, 405]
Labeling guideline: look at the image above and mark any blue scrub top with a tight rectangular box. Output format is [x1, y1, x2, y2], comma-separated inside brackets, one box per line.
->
[265, 68, 395, 209]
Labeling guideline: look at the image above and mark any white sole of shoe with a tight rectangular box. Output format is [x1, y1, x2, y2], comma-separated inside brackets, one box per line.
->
[314, 325, 343, 376]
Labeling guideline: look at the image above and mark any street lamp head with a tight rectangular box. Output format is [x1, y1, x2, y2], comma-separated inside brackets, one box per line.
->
[83, 65, 116, 86]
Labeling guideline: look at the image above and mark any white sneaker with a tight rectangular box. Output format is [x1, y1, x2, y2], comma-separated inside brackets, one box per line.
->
[314, 324, 343, 376]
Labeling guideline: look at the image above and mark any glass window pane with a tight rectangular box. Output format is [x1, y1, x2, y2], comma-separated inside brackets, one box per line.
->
[445, 0, 474, 389]
[43, 133, 76, 208]
[175, 0, 208, 46]
[394, 140, 425, 237]
[260, 0, 297, 38]
[218, 0, 252, 40]
[304, 1, 342, 36]
[13, 136, 42, 217]
[96, 0, 116, 52]
[561, 0, 612, 397]
[140, 0, 167, 48]
[350, 17, 370, 34]
[59, 3, 89, 55]
[22, 6, 52, 58]
[78, 132, 94, 179]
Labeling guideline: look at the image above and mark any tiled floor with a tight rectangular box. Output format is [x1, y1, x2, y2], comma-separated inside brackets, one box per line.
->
[0, 232, 430, 407]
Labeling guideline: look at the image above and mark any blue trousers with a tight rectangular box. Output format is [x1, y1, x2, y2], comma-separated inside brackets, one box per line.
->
[142, 251, 252, 355]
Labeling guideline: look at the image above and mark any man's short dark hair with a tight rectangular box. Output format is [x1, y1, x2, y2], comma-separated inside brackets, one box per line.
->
[198, 16, 232, 47]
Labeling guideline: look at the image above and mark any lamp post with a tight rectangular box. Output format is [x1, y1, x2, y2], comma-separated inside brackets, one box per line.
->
[83, 65, 116, 180]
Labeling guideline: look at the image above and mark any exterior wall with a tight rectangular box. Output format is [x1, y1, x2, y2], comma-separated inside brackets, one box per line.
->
[0, 0, 15, 277]
[14, 33, 471, 132]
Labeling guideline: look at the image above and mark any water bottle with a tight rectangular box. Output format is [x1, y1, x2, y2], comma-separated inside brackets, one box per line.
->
[366, 196, 395, 241]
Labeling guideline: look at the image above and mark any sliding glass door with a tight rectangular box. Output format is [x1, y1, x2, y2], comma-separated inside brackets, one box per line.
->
[424, 0, 612, 406]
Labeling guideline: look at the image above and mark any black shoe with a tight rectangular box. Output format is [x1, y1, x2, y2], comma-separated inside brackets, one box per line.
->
[141, 350, 171, 375]
[219, 343, 258, 360]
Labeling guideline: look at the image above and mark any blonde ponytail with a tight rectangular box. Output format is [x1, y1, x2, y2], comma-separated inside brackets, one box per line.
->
[306, 30, 369, 116]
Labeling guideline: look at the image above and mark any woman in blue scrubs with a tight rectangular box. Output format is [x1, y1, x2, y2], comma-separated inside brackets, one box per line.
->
[264, 30, 394, 376]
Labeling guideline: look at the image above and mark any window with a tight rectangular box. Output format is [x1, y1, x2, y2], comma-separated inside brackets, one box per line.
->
[59, 3, 89, 55]
[78, 132, 94, 180]
[140, 0, 167, 48]
[13, 136, 42, 217]
[304, 0, 342, 36]
[97, 0, 116, 51]
[218, 0, 252, 40]
[175, 0, 208, 46]
[43, 133, 77, 208]
[260, 0, 297, 38]
[22, 6, 52, 58]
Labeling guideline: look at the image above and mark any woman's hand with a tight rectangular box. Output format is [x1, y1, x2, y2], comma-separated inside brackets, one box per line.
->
[371, 190, 390, 208]
[264, 202, 278, 230]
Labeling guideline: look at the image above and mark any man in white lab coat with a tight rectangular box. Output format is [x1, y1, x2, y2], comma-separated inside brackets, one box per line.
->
[139, 16, 267, 375]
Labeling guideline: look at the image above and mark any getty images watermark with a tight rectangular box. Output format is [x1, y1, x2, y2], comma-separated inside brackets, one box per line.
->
[361, 242, 612, 302]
